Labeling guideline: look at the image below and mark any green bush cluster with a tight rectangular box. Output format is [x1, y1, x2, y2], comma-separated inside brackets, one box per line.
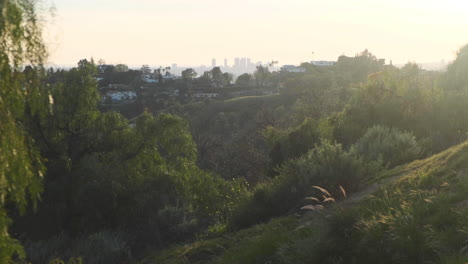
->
[264, 120, 319, 174]
[351, 125, 421, 167]
[230, 141, 381, 229]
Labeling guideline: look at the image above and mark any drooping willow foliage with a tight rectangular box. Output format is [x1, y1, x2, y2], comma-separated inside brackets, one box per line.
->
[0, 0, 47, 261]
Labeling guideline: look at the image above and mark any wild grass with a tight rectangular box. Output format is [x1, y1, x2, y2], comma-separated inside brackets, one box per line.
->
[23, 231, 131, 264]
[143, 217, 297, 264]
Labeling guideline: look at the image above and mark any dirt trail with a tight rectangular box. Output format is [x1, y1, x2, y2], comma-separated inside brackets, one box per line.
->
[345, 174, 401, 204]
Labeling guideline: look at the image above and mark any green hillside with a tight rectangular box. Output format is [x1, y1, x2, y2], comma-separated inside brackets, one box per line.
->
[145, 141, 468, 264]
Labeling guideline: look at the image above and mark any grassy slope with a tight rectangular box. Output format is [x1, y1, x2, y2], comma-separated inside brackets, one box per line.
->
[165, 94, 293, 121]
[144, 142, 468, 264]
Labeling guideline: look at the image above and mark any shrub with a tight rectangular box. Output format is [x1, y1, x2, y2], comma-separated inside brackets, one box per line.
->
[351, 125, 421, 167]
[285, 142, 379, 192]
[263, 119, 322, 174]
[230, 142, 380, 229]
[157, 206, 199, 242]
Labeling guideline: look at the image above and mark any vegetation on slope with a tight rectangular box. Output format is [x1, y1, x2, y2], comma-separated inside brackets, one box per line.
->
[165, 94, 296, 183]
[147, 141, 468, 264]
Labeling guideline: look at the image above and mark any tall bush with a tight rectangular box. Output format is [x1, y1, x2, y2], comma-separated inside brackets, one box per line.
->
[351, 125, 421, 167]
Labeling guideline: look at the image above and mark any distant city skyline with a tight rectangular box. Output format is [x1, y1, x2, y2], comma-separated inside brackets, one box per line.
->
[44, 0, 468, 66]
[45, 56, 449, 73]
[47, 56, 268, 69]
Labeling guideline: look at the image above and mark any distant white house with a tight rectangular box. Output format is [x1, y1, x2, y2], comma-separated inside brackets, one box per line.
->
[281, 65, 306, 73]
[311, 61, 335, 66]
[162, 73, 176, 80]
[193, 92, 219, 98]
[108, 84, 131, 90]
[142, 75, 158, 83]
[104, 91, 137, 102]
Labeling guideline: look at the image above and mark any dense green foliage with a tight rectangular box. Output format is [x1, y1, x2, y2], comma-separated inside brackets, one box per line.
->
[98, 67, 141, 86]
[147, 141, 468, 264]
[264, 118, 333, 174]
[331, 61, 468, 153]
[351, 125, 421, 167]
[167, 95, 296, 183]
[0, 0, 46, 261]
[13, 60, 247, 263]
[230, 141, 380, 229]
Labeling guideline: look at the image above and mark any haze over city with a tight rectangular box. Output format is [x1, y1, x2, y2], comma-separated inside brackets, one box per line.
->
[46, 0, 468, 67]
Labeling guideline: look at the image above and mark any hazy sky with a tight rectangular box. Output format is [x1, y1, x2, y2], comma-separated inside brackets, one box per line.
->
[45, 0, 468, 67]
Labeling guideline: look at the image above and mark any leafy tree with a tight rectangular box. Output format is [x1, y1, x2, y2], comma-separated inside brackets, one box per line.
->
[254, 65, 271, 87]
[211, 66, 224, 88]
[114, 64, 129, 72]
[181, 68, 197, 80]
[197, 71, 213, 87]
[0, 0, 47, 261]
[264, 119, 331, 174]
[102, 63, 115, 81]
[442, 44, 468, 92]
[333, 65, 436, 147]
[335, 49, 385, 84]
[280, 70, 347, 124]
[236, 73, 252, 87]
[428, 44, 468, 150]
[222, 72, 233, 86]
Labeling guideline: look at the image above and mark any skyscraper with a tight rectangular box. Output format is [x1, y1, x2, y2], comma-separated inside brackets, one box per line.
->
[224, 58, 228, 68]
[240, 58, 247, 69]
[212, 58, 216, 67]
